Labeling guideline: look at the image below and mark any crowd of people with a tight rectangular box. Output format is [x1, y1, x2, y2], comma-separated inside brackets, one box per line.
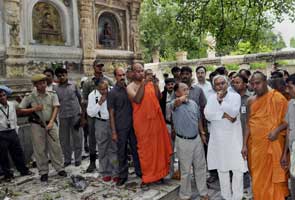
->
[0, 60, 295, 200]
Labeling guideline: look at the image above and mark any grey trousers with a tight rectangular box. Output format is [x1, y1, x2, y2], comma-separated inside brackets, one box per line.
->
[31, 123, 64, 175]
[176, 135, 208, 199]
[95, 119, 118, 176]
[59, 116, 82, 163]
[167, 124, 175, 177]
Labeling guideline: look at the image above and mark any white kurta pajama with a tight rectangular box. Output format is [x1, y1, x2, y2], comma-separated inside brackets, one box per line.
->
[205, 91, 248, 200]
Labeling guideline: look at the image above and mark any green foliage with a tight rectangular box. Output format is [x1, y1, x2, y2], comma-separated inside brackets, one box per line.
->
[230, 31, 286, 55]
[139, 0, 294, 62]
[176, 0, 293, 56]
[250, 62, 267, 70]
[290, 37, 295, 48]
[277, 60, 289, 66]
[205, 65, 216, 71]
[225, 64, 240, 71]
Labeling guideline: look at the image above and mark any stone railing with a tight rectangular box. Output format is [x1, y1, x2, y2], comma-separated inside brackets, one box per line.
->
[145, 50, 295, 88]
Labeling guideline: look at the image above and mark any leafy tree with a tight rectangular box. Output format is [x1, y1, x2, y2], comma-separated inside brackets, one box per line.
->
[176, 0, 294, 55]
[139, 0, 295, 62]
[290, 37, 295, 48]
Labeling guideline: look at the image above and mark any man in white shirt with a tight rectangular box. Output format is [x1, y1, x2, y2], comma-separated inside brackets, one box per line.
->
[0, 85, 32, 181]
[87, 80, 118, 182]
[204, 75, 248, 200]
[196, 66, 214, 99]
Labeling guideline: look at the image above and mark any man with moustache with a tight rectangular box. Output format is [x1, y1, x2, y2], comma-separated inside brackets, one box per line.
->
[196, 66, 214, 100]
[108, 67, 141, 186]
[127, 63, 172, 189]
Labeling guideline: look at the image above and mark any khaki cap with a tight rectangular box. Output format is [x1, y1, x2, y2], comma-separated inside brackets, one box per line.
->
[31, 74, 47, 83]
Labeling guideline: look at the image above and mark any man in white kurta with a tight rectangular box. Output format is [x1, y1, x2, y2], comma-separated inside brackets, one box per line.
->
[204, 75, 248, 200]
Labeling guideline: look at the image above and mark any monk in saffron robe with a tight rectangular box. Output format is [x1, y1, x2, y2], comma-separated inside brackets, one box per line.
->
[242, 71, 289, 200]
[127, 63, 172, 186]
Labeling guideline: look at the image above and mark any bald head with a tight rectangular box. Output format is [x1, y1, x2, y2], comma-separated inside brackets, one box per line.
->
[251, 71, 268, 96]
[174, 82, 189, 97]
[251, 71, 267, 82]
[132, 63, 144, 81]
[114, 67, 126, 86]
[132, 63, 143, 71]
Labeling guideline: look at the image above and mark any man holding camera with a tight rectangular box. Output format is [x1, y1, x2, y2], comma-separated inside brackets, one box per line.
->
[127, 63, 172, 189]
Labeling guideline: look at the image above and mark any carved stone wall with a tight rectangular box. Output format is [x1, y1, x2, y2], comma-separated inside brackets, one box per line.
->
[32, 2, 64, 45]
[0, 0, 142, 91]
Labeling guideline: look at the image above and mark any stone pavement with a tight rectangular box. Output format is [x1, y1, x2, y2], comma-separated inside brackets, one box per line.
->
[0, 159, 256, 200]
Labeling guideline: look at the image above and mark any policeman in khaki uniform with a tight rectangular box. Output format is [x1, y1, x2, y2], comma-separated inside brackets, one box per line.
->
[17, 74, 67, 182]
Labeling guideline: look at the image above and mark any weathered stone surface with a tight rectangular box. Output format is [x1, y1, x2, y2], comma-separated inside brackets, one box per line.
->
[0, 160, 180, 200]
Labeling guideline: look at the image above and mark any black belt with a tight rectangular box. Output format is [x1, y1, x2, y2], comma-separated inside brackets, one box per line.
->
[176, 134, 197, 140]
[95, 117, 108, 122]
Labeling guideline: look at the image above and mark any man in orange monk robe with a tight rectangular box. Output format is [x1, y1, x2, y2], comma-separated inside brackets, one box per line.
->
[127, 63, 172, 189]
[242, 71, 289, 200]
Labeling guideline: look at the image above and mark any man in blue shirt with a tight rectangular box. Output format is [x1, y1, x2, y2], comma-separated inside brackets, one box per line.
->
[171, 82, 208, 200]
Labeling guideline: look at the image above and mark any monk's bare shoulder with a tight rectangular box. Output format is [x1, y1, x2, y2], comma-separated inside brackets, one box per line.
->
[127, 82, 140, 100]
[247, 95, 256, 107]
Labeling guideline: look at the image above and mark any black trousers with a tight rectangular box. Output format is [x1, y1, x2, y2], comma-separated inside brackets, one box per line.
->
[117, 127, 141, 179]
[87, 116, 97, 161]
[0, 129, 28, 176]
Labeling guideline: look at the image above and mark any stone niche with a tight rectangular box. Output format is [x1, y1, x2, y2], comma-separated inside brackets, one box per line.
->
[93, 0, 142, 75]
[32, 2, 64, 45]
[95, 4, 127, 50]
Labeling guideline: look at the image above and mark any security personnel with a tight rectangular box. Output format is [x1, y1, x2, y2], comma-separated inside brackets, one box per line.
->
[0, 85, 32, 181]
[17, 74, 66, 182]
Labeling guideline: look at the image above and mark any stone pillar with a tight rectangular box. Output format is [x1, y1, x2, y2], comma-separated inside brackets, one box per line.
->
[129, 1, 142, 63]
[79, 0, 95, 76]
[4, 0, 26, 78]
[175, 51, 187, 62]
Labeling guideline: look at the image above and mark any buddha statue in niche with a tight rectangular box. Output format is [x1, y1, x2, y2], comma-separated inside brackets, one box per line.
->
[99, 22, 115, 47]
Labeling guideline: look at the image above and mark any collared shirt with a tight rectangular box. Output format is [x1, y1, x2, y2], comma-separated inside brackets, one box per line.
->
[171, 99, 200, 138]
[286, 99, 295, 148]
[240, 90, 253, 133]
[82, 76, 113, 102]
[196, 81, 214, 100]
[188, 85, 207, 112]
[19, 90, 60, 122]
[0, 101, 18, 132]
[87, 89, 109, 120]
[53, 81, 81, 118]
[107, 84, 132, 131]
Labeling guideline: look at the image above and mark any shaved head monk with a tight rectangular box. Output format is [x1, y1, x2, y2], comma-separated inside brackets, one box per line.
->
[127, 63, 172, 189]
[242, 71, 289, 200]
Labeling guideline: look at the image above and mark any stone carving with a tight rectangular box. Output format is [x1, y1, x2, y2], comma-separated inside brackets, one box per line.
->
[63, 0, 70, 7]
[9, 22, 20, 46]
[4, 0, 21, 47]
[32, 2, 64, 45]
[97, 12, 121, 49]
